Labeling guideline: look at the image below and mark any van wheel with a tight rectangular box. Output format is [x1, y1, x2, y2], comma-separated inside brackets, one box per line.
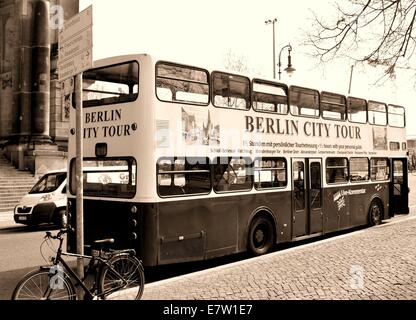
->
[54, 209, 68, 228]
[248, 215, 275, 256]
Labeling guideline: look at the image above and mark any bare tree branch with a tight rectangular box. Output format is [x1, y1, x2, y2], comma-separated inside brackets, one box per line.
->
[305, 0, 416, 77]
[223, 50, 250, 73]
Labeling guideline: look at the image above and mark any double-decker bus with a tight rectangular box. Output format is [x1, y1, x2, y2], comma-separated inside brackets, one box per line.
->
[67, 54, 409, 266]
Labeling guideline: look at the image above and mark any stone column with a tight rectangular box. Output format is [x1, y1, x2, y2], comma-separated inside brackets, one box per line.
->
[0, 15, 16, 142]
[26, 0, 68, 175]
[0, 14, 2, 145]
[31, 0, 52, 144]
[15, 0, 33, 144]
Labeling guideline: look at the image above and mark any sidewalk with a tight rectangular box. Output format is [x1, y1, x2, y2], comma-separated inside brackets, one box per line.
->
[140, 211, 416, 300]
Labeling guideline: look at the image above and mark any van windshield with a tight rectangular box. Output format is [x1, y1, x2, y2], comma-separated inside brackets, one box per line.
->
[29, 173, 66, 194]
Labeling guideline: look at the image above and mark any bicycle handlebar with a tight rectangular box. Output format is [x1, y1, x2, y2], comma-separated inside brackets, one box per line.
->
[44, 227, 74, 240]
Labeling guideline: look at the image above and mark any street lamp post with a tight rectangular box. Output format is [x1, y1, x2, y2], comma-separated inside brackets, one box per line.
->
[265, 18, 277, 79]
[278, 44, 296, 80]
[348, 64, 354, 94]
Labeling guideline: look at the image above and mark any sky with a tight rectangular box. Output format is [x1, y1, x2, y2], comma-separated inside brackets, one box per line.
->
[79, 0, 416, 138]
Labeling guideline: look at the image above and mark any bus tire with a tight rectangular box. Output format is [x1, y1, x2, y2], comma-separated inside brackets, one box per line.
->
[369, 200, 383, 226]
[247, 214, 275, 256]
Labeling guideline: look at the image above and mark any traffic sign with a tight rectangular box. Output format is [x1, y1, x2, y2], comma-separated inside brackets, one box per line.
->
[58, 5, 93, 81]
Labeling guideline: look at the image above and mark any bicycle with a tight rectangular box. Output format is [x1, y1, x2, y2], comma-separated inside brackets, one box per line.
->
[11, 227, 145, 300]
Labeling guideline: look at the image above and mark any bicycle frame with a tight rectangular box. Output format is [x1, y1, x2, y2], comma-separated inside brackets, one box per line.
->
[44, 233, 137, 300]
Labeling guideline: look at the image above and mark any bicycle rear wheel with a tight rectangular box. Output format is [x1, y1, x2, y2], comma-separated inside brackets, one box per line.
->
[12, 268, 76, 300]
[98, 253, 145, 300]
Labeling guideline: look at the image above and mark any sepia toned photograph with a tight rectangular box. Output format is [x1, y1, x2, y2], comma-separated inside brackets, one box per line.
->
[0, 0, 415, 316]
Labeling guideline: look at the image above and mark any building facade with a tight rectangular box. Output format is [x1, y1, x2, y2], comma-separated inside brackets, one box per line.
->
[0, 0, 79, 174]
[408, 139, 416, 171]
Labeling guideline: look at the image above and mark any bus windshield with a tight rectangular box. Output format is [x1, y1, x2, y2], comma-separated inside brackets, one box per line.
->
[70, 158, 136, 198]
[82, 61, 139, 107]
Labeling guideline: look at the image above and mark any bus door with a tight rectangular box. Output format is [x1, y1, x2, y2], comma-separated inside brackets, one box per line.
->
[309, 159, 323, 234]
[389, 158, 409, 215]
[291, 158, 323, 238]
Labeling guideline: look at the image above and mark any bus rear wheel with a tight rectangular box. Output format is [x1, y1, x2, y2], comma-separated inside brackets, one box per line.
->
[248, 215, 275, 256]
[369, 201, 383, 226]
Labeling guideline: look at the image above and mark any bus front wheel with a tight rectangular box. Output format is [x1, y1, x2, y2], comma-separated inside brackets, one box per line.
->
[248, 215, 275, 256]
[369, 201, 383, 226]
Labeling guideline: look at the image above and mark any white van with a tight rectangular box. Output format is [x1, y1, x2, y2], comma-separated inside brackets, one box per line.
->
[14, 170, 67, 227]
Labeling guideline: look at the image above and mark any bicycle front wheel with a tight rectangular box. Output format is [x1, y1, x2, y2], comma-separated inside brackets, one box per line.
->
[11, 268, 76, 300]
[98, 253, 145, 300]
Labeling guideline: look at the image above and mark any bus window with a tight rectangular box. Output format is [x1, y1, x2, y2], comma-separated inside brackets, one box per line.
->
[156, 62, 209, 105]
[370, 158, 390, 181]
[389, 142, 400, 151]
[212, 72, 250, 110]
[157, 157, 211, 197]
[157, 159, 172, 186]
[321, 91, 347, 121]
[326, 158, 349, 184]
[347, 97, 367, 123]
[82, 61, 139, 107]
[213, 157, 253, 192]
[393, 161, 404, 185]
[349, 157, 369, 182]
[310, 161, 322, 209]
[289, 86, 320, 118]
[293, 161, 305, 211]
[254, 157, 287, 189]
[252, 79, 288, 114]
[70, 158, 136, 198]
[173, 159, 186, 187]
[388, 105, 405, 128]
[368, 101, 387, 125]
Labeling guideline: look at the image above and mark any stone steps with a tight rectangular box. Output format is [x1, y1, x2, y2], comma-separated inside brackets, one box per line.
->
[0, 150, 38, 212]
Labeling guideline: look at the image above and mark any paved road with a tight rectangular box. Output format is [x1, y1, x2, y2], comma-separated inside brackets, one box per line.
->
[0, 223, 65, 300]
[141, 213, 416, 300]
[0, 225, 57, 273]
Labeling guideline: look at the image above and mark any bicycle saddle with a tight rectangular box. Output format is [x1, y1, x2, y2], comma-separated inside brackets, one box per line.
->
[93, 238, 115, 245]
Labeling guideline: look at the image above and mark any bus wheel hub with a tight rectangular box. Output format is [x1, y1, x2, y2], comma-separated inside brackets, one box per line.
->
[255, 229, 265, 245]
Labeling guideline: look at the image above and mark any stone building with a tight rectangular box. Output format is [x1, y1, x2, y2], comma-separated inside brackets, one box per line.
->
[0, 0, 79, 175]
[408, 139, 416, 171]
